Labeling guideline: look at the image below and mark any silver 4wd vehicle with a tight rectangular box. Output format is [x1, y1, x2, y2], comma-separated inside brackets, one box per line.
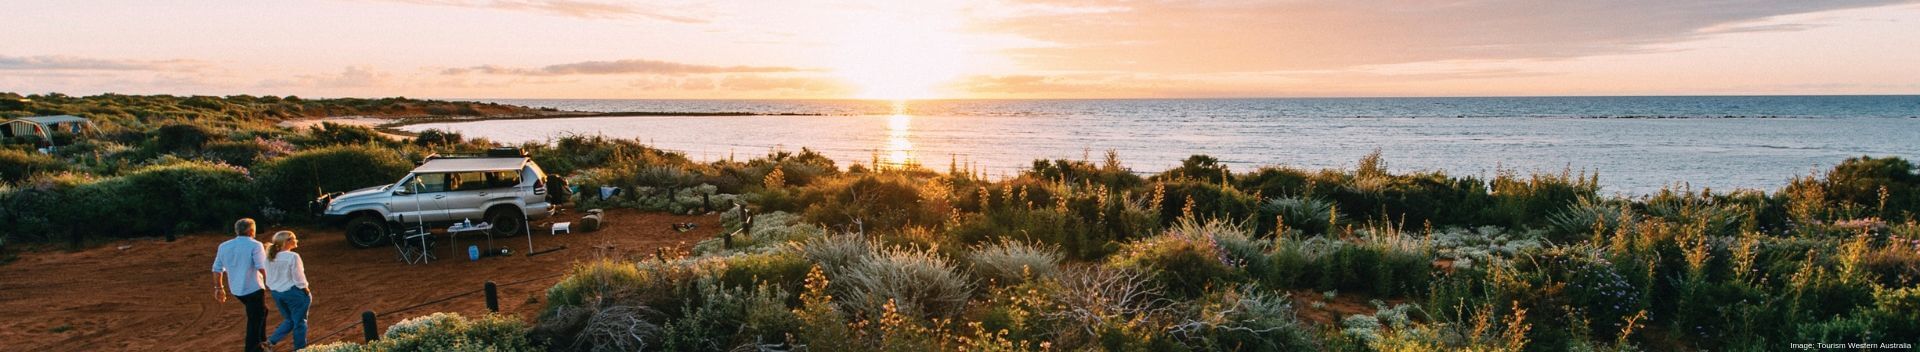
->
[315, 149, 556, 248]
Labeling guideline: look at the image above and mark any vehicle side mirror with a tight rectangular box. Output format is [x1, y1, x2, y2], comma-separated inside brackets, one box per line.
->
[395, 189, 413, 196]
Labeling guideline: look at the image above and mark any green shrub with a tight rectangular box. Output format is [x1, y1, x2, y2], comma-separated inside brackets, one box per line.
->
[741, 147, 839, 189]
[308, 312, 533, 352]
[199, 137, 292, 168]
[1260, 196, 1342, 236]
[1153, 155, 1234, 184]
[1818, 156, 1919, 219]
[1318, 237, 1432, 297]
[1262, 237, 1331, 289]
[526, 135, 695, 178]
[255, 144, 413, 215]
[1169, 285, 1316, 351]
[836, 246, 972, 319]
[1154, 180, 1260, 225]
[660, 281, 799, 351]
[966, 240, 1063, 285]
[713, 250, 812, 292]
[1258, 231, 1431, 296]
[545, 260, 710, 317]
[1482, 169, 1599, 229]
[0, 173, 96, 243]
[304, 121, 388, 146]
[0, 148, 63, 183]
[1025, 155, 1144, 190]
[1545, 196, 1635, 242]
[1109, 220, 1247, 298]
[1643, 187, 1751, 237]
[1235, 166, 1315, 199]
[945, 184, 1158, 260]
[152, 123, 217, 152]
[799, 173, 944, 231]
[531, 302, 660, 352]
[1033, 265, 1170, 348]
[795, 233, 873, 276]
[412, 128, 464, 147]
[1429, 226, 1544, 263]
[111, 160, 256, 233]
[1320, 169, 1492, 230]
[621, 184, 741, 215]
[4, 161, 255, 242]
[694, 211, 826, 255]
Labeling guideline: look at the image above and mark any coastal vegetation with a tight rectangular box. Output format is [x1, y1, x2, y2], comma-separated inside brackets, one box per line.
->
[4, 93, 1918, 350]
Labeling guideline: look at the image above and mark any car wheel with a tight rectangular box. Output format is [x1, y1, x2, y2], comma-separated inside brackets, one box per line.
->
[486, 207, 525, 237]
[345, 215, 391, 248]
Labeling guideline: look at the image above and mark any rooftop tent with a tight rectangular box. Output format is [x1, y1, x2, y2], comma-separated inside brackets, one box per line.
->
[413, 157, 527, 173]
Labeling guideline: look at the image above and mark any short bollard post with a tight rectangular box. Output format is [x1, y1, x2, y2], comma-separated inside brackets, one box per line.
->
[742, 208, 754, 236]
[484, 281, 500, 313]
[361, 310, 379, 342]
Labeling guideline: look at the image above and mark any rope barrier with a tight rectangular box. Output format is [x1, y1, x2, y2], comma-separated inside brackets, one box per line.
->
[306, 271, 570, 344]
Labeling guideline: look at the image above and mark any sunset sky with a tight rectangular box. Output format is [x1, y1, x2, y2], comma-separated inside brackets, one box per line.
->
[3, 0, 1918, 99]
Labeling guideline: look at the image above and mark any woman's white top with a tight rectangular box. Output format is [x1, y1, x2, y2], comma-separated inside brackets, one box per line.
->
[266, 251, 310, 292]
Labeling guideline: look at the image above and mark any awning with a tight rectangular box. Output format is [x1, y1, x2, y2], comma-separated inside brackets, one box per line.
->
[413, 157, 526, 173]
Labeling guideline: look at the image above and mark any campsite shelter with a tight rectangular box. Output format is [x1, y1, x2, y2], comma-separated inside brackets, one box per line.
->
[2, 115, 94, 144]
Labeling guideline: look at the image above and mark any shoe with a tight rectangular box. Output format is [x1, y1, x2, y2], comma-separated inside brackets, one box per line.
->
[260, 341, 276, 352]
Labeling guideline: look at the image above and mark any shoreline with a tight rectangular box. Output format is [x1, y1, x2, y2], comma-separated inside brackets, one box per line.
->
[282, 110, 826, 137]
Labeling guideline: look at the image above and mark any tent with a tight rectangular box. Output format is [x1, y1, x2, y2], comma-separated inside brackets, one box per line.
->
[2, 115, 93, 143]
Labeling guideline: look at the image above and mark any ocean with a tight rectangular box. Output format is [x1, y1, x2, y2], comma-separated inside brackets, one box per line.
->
[403, 96, 1920, 195]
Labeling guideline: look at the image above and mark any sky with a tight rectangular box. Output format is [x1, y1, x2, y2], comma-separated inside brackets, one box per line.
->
[2, 0, 1918, 99]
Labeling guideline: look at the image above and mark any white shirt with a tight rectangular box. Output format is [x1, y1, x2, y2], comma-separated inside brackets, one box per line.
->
[212, 236, 268, 296]
[266, 251, 310, 292]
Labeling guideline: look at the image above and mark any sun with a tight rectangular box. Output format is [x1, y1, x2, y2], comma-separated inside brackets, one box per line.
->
[829, 16, 973, 100]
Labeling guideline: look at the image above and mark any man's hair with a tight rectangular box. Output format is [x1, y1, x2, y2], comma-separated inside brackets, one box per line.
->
[233, 218, 256, 237]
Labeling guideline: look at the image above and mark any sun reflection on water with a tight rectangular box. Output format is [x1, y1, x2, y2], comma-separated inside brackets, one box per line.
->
[885, 113, 914, 167]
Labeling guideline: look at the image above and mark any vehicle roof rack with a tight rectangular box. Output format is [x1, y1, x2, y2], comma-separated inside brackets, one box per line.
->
[417, 147, 527, 164]
[486, 147, 527, 157]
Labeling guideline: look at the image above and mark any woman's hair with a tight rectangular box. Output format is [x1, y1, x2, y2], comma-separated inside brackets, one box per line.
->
[267, 231, 296, 261]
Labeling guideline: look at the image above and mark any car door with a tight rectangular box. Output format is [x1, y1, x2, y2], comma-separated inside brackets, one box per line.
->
[390, 173, 452, 223]
[439, 171, 494, 222]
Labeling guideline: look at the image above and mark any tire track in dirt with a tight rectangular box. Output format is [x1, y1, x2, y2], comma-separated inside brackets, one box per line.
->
[0, 208, 713, 352]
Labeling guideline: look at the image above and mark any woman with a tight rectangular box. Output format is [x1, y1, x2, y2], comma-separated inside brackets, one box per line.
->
[264, 231, 311, 351]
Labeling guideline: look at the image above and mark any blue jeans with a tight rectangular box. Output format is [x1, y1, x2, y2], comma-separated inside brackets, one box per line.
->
[268, 288, 310, 349]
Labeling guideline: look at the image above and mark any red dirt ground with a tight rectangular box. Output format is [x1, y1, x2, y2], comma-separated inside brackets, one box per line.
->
[0, 208, 718, 352]
[1288, 289, 1412, 326]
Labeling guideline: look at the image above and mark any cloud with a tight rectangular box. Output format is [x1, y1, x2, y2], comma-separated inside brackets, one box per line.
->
[0, 55, 199, 71]
[716, 75, 843, 92]
[372, 0, 707, 23]
[256, 66, 393, 90]
[986, 0, 1908, 73]
[443, 59, 812, 76]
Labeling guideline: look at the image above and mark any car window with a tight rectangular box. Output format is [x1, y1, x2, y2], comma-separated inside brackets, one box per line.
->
[410, 173, 450, 193]
[449, 172, 488, 191]
[486, 171, 521, 188]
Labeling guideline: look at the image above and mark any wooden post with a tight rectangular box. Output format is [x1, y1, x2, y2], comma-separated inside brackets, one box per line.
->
[742, 208, 754, 237]
[484, 281, 499, 313]
[362, 311, 379, 342]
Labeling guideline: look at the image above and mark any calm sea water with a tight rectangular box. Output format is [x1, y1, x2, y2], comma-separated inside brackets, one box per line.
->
[406, 96, 1920, 195]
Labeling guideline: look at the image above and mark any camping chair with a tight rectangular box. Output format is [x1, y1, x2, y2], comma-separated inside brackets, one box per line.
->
[392, 215, 436, 264]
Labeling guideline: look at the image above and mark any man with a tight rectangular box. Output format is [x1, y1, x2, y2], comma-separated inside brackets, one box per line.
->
[213, 218, 270, 352]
